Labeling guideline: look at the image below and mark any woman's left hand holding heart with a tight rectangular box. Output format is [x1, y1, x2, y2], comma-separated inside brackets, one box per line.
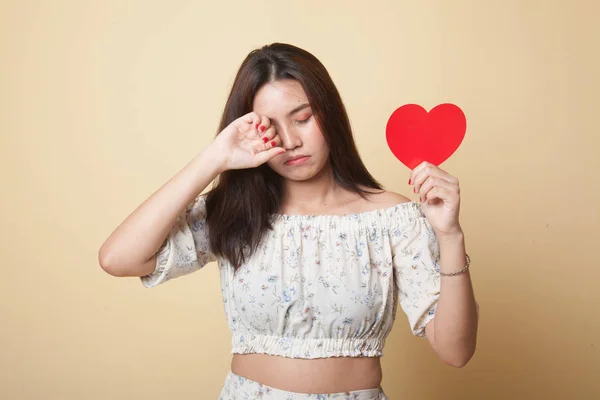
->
[409, 161, 463, 238]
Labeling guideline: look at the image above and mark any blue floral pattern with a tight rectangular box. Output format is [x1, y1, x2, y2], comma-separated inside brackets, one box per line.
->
[141, 194, 441, 359]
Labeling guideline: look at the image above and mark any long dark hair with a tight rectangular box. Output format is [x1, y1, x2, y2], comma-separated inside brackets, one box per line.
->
[205, 43, 383, 268]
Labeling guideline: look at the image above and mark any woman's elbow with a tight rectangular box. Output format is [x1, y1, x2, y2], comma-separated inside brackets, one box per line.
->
[98, 249, 128, 277]
[439, 345, 476, 368]
[98, 248, 154, 278]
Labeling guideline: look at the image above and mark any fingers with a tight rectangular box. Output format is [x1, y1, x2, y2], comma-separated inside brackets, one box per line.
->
[410, 162, 458, 192]
[255, 124, 283, 158]
[418, 177, 459, 203]
[259, 125, 278, 146]
[253, 144, 286, 165]
[241, 112, 262, 134]
[411, 162, 444, 186]
[264, 134, 282, 152]
[254, 116, 281, 152]
[256, 115, 271, 135]
[421, 186, 457, 204]
[238, 112, 272, 139]
[408, 161, 460, 203]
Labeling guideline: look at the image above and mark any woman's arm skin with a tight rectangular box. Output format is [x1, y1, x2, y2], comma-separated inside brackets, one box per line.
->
[98, 112, 285, 278]
[98, 147, 224, 277]
[411, 161, 479, 367]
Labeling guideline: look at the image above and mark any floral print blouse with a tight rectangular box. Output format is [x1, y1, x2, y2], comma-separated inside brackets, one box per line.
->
[141, 195, 441, 359]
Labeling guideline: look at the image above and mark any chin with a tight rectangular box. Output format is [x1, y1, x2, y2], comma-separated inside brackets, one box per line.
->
[285, 166, 330, 182]
[276, 170, 318, 182]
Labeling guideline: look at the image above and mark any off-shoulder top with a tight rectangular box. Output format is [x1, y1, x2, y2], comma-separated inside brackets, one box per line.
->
[140, 195, 441, 359]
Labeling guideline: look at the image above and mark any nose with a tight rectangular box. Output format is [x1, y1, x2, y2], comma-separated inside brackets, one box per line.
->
[277, 125, 303, 150]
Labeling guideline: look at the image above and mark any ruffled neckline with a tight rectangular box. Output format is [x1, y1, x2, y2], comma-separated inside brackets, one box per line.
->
[272, 200, 423, 222]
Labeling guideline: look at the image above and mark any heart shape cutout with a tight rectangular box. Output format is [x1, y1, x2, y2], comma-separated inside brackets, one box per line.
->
[386, 103, 466, 169]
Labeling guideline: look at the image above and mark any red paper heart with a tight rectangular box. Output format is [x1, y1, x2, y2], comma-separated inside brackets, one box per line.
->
[386, 103, 466, 170]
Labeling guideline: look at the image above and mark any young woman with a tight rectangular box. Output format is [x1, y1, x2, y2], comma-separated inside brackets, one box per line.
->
[99, 43, 478, 399]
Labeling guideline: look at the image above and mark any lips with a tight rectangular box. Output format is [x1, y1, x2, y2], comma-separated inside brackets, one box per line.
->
[284, 155, 310, 165]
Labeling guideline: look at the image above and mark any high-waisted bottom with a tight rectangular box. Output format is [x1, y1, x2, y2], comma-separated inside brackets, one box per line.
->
[218, 371, 389, 399]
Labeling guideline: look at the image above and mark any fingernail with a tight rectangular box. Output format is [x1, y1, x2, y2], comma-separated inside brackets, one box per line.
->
[255, 123, 259, 129]
[408, 179, 412, 185]
[413, 187, 417, 193]
[262, 137, 268, 143]
[260, 126, 265, 132]
[271, 140, 276, 147]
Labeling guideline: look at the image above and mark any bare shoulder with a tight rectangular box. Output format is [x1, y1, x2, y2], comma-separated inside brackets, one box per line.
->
[367, 190, 411, 207]
[357, 186, 412, 211]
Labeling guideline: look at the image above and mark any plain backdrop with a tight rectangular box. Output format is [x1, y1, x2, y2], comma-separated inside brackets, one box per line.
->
[1, 1, 599, 399]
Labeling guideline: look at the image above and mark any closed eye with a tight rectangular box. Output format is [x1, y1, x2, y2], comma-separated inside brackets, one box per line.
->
[294, 115, 312, 125]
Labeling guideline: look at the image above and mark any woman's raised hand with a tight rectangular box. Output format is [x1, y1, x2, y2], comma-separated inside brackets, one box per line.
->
[212, 112, 285, 172]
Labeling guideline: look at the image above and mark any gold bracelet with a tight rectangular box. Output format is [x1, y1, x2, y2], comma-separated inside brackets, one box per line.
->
[439, 254, 471, 277]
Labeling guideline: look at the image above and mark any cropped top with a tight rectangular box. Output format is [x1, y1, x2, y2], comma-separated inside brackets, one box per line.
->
[141, 195, 441, 359]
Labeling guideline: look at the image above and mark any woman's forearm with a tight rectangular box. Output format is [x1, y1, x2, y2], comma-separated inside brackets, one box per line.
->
[430, 231, 479, 367]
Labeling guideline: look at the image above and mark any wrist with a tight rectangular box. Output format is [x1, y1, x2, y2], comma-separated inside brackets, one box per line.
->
[204, 142, 229, 174]
[436, 228, 465, 246]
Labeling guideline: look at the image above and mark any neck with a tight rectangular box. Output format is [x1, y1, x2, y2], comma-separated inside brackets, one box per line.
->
[281, 167, 341, 212]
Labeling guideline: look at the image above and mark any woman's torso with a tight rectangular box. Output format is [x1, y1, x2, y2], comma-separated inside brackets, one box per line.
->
[231, 353, 382, 393]
[142, 190, 438, 394]
[220, 193, 418, 393]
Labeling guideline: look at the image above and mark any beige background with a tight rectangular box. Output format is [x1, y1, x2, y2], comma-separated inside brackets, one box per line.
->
[1, 0, 599, 399]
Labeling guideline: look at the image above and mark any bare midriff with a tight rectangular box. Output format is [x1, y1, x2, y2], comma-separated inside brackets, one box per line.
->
[231, 353, 382, 393]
